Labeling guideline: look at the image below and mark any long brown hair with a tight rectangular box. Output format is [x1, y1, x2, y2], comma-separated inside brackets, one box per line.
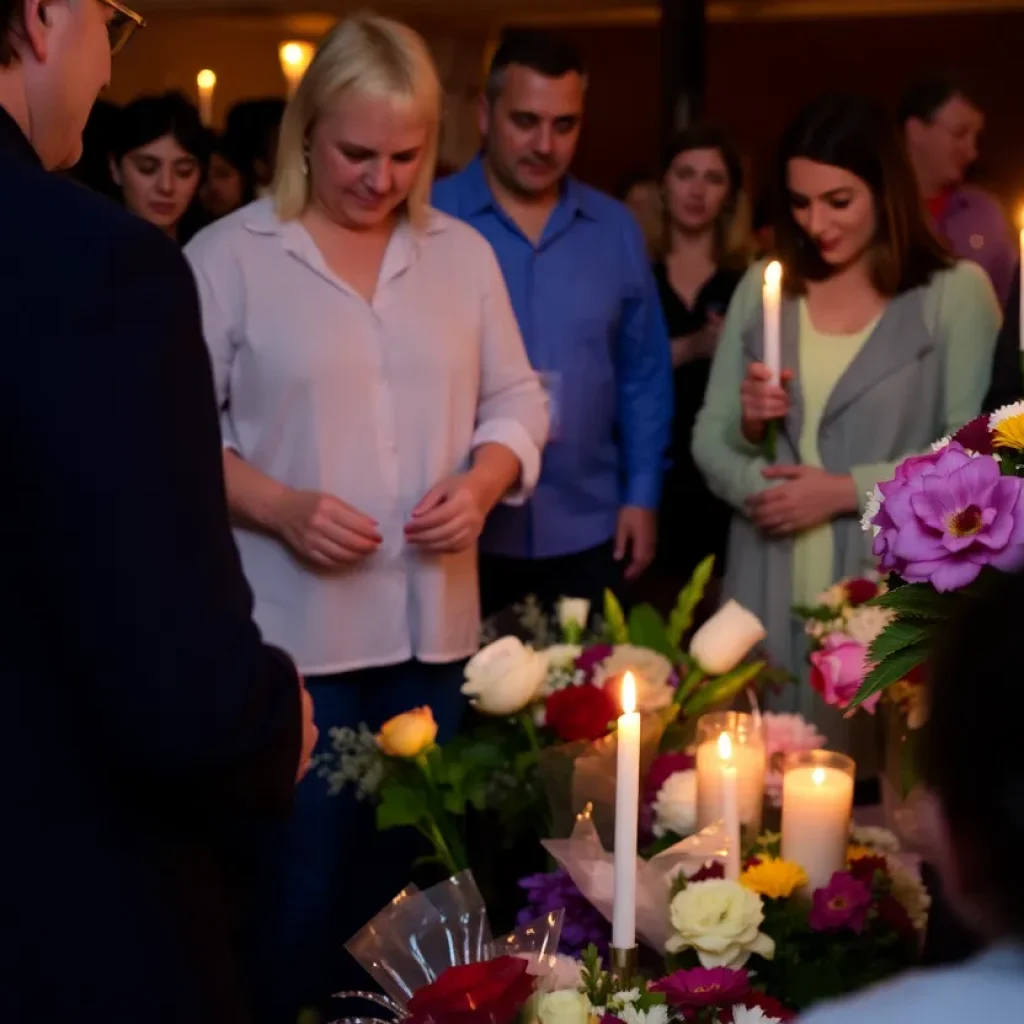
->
[661, 122, 754, 271]
[773, 94, 952, 296]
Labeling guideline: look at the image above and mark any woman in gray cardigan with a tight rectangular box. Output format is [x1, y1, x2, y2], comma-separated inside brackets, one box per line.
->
[692, 95, 1000, 738]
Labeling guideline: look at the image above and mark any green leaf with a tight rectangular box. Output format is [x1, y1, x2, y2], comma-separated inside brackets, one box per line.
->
[667, 555, 715, 647]
[626, 603, 676, 660]
[376, 783, 426, 830]
[603, 589, 629, 644]
[868, 620, 932, 663]
[683, 661, 764, 718]
[871, 583, 954, 620]
[850, 642, 930, 709]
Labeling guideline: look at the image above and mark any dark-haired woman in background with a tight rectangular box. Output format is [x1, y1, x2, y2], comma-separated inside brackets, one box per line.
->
[199, 132, 254, 220]
[693, 95, 1000, 735]
[643, 125, 752, 609]
[110, 92, 210, 244]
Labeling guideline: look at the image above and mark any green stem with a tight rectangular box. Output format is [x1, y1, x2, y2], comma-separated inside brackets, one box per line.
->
[674, 665, 705, 708]
[518, 711, 553, 836]
[416, 753, 468, 873]
[764, 419, 778, 462]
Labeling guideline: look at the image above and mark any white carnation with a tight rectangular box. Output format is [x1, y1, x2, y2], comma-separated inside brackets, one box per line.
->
[930, 435, 953, 452]
[990, 401, 1024, 429]
[652, 770, 698, 838]
[860, 486, 883, 536]
[618, 1005, 670, 1024]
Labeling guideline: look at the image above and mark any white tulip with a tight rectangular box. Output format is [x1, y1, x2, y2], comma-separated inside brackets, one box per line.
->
[556, 597, 590, 631]
[688, 600, 767, 675]
[462, 637, 549, 716]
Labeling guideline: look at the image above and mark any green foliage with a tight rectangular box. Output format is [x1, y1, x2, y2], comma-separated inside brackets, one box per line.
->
[851, 641, 929, 710]
[603, 589, 630, 644]
[868, 620, 932, 662]
[792, 603, 841, 623]
[627, 604, 677, 661]
[683, 661, 765, 718]
[870, 583, 954, 620]
[667, 555, 715, 648]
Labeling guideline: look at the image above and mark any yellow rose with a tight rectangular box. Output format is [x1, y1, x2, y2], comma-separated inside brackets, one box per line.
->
[536, 990, 591, 1024]
[376, 707, 438, 758]
[666, 879, 775, 968]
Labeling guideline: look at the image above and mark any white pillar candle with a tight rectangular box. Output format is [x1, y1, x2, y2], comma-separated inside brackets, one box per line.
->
[196, 69, 216, 128]
[781, 754, 855, 893]
[612, 671, 641, 949]
[763, 260, 783, 384]
[696, 736, 765, 832]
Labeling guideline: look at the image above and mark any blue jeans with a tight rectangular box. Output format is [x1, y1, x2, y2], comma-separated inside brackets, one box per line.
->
[240, 659, 466, 1024]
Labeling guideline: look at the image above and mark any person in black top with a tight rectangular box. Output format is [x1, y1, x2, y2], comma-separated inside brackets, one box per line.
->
[644, 124, 753, 609]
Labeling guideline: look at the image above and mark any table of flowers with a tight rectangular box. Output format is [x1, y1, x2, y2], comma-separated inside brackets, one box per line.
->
[320, 547, 937, 1024]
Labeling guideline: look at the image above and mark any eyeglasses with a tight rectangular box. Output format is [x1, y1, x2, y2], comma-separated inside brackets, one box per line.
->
[99, 0, 145, 56]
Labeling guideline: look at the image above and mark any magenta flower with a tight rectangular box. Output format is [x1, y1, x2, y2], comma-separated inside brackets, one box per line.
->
[872, 443, 1024, 591]
[810, 872, 874, 934]
[653, 967, 750, 1010]
[953, 416, 995, 455]
[575, 644, 614, 680]
[808, 633, 881, 713]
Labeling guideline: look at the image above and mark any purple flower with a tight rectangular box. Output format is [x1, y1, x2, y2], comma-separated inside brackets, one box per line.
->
[575, 644, 614, 681]
[872, 443, 1024, 591]
[518, 869, 610, 957]
[810, 872, 874, 934]
[653, 967, 750, 1010]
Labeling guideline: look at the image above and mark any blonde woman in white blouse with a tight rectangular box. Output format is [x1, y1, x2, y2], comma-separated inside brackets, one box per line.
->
[185, 15, 548, 1024]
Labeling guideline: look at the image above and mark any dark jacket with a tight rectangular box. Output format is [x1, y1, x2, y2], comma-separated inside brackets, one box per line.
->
[983, 264, 1023, 414]
[0, 107, 301, 1023]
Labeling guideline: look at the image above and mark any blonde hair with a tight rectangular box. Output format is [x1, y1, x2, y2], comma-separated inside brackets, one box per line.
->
[273, 13, 441, 227]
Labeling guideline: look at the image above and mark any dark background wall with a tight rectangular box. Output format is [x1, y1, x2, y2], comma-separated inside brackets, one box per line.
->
[543, 11, 1024, 216]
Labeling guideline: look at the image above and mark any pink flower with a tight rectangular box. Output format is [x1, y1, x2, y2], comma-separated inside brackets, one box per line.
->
[810, 872, 874, 934]
[762, 713, 825, 806]
[808, 634, 881, 714]
[872, 443, 1024, 592]
[653, 967, 750, 1010]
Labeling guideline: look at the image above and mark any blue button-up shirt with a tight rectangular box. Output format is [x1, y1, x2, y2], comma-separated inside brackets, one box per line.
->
[432, 156, 673, 560]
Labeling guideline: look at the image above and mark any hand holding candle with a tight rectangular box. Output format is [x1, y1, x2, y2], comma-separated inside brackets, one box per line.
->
[612, 671, 641, 952]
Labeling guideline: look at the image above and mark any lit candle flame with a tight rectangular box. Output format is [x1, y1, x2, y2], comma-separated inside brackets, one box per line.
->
[718, 732, 733, 761]
[196, 69, 216, 90]
[812, 766, 826, 786]
[621, 671, 636, 716]
[764, 260, 782, 290]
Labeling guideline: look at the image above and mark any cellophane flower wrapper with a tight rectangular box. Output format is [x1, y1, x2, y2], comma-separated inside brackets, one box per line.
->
[543, 807, 727, 952]
[539, 707, 675, 841]
[344, 872, 563, 1008]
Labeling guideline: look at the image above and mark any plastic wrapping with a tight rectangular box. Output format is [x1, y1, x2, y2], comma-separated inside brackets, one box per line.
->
[543, 805, 728, 953]
[337, 872, 563, 1022]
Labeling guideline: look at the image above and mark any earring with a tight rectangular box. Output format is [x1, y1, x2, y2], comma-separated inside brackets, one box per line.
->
[302, 145, 310, 177]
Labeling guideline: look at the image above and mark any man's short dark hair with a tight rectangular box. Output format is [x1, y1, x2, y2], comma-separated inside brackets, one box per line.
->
[928, 567, 1024, 939]
[898, 73, 978, 126]
[1, 0, 22, 67]
[485, 29, 586, 104]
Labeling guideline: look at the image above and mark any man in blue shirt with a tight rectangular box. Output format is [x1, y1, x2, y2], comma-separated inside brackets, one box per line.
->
[433, 30, 672, 618]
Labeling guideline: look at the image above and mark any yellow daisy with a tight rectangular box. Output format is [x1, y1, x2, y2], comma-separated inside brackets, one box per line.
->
[990, 403, 1024, 451]
[847, 845, 876, 863]
[741, 856, 808, 899]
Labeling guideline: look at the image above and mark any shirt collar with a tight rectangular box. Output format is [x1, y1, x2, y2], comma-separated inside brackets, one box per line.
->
[0, 105, 41, 168]
[242, 197, 450, 239]
[460, 153, 599, 223]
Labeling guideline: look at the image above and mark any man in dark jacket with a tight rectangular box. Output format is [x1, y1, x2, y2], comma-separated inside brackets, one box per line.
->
[0, 1, 315, 1021]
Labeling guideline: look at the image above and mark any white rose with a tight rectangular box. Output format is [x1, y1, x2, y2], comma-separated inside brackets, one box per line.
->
[688, 601, 767, 675]
[591, 645, 676, 711]
[557, 597, 591, 632]
[652, 769, 697, 837]
[666, 879, 775, 968]
[536, 989, 591, 1024]
[462, 637, 548, 716]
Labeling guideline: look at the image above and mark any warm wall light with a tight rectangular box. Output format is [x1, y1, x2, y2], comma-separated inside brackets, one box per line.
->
[196, 69, 216, 127]
[278, 41, 315, 97]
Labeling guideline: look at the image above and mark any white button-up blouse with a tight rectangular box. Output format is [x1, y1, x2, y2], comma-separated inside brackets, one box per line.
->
[185, 199, 549, 676]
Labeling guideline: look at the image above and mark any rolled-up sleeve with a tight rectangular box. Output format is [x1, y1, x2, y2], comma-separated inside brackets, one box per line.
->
[471, 241, 550, 505]
[184, 230, 243, 451]
[616, 215, 673, 509]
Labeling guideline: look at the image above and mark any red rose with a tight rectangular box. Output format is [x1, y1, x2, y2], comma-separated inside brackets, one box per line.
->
[848, 855, 889, 886]
[844, 578, 880, 606]
[545, 684, 619, 743]
[406, 957, 536, 1024]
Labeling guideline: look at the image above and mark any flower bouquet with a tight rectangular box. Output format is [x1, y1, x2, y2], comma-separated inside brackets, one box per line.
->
[855, 407, 1024, 708]
[658, 828, 927, 1014]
